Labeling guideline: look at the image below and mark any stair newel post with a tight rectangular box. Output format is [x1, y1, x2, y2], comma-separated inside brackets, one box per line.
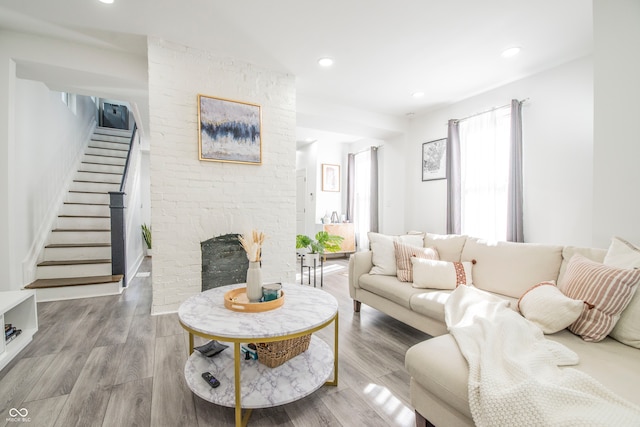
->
[109, 191, 126, 286]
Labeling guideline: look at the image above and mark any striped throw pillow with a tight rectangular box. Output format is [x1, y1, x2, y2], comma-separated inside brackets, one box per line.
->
[560, 254, 640, 342]
[393, 241, 439, 282]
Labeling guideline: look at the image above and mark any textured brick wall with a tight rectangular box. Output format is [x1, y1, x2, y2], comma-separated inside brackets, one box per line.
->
[148, 38, 296, 314]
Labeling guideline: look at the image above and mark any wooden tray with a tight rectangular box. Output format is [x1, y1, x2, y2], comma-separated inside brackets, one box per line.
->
[223, 287, 285, 312]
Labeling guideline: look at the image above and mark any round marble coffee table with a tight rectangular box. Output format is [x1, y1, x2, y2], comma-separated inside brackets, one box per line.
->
[178, 283, 338, 427]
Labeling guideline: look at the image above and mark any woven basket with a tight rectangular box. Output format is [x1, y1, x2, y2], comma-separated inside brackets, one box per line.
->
[256, 334, 311, 368]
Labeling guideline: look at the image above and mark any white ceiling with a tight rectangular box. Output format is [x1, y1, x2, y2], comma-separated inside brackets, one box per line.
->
[0, 0, 592, 141]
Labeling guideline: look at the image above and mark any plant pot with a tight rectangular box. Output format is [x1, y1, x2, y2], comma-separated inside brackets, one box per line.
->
[302, 253, 319, 267]
[146, 248, 153, 257]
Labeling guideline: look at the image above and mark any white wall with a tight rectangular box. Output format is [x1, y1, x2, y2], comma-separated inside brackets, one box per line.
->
[295, 142, 318, 236]
[10, 80, 96, 290]
[405, 56, 594, 246]
[315, 141, 344, 224]
[592, 0, 640, 248]
[148, 38, 297, 314]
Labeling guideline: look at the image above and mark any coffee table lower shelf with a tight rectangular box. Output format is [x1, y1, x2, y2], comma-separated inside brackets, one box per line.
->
[185, 335, 334, 408]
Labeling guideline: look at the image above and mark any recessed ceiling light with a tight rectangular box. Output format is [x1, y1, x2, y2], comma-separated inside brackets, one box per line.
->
[412, 91, 425, 98]
[318, 57, 334, 67]
[99, 0, 114, 3]
[501, 47, 521, 58]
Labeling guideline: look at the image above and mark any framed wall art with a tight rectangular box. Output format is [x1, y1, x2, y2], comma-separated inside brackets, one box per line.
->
[198, 94, 262, 165]
[322, 164, 340, 192]
[422, 138, 447, 181]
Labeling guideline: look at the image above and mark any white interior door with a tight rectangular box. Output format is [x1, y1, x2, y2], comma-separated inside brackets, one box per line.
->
[296, 169, 307, 235]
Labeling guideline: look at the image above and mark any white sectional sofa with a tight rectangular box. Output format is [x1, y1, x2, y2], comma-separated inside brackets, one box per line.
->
[348, 233, 640, 426]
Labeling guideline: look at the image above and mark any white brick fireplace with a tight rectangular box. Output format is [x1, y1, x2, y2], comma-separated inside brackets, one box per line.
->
[148, 38, 296, 314]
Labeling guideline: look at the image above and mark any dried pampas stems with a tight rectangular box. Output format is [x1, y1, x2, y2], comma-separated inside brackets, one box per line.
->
[238, 230, 266, 262]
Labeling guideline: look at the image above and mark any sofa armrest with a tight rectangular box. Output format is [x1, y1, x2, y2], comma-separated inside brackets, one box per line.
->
[349, 251, 373, 292]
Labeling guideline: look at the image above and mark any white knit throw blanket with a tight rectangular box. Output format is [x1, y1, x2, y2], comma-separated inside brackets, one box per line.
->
[444, 286, 640, 427]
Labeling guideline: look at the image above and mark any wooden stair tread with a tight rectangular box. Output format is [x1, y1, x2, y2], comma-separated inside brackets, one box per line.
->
[73, 180, 120, 185]
[68, 190, 110, 195]
[84, 153, 128, 159]
[81, 161, 125, 167]
[58, 214, 110, 218]
[78, 170, 123, 175]
[52, 228, 110, 232]
[38, 259, 111, 267]
[87, 147, 129, 153]
[45, 243, 111, 248]
[63, 202, 109, 206]
[25, 274, 123, 289]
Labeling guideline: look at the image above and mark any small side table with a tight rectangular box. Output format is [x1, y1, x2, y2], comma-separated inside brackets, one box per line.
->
[298, 254, 323, 287]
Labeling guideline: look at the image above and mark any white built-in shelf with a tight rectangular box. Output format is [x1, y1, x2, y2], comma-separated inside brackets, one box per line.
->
[0, 290, 38, 371]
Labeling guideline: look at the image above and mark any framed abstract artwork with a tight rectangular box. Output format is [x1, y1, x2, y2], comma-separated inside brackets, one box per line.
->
[422, 138, 447, 181]
[322, 164, 340, 192]
[198, 94, 262, 165]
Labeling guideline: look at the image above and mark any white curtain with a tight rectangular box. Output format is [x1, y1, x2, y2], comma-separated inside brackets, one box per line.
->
[353, 150, 371, 251]
[459, 106, 511, 241]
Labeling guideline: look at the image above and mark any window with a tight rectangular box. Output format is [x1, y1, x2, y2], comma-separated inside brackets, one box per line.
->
[458, 106, 511, 241]
[353, 150, 371, 251]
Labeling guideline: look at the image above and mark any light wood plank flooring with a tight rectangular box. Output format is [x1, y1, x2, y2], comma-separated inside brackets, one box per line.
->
[0, 257, 430, 427]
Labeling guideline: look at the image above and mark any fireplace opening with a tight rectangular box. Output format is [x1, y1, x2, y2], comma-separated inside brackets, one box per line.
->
[201, 233, 249, 291]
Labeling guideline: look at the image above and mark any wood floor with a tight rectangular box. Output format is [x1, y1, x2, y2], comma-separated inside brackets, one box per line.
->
[0, 257, 430, 427]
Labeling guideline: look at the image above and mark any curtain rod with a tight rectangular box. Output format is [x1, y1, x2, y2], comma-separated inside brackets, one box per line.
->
[451, 98, 529, 124]
[351, 145, 382, 155]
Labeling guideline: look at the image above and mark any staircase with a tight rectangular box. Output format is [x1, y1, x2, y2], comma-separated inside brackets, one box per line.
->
[25, 126, 132, 301]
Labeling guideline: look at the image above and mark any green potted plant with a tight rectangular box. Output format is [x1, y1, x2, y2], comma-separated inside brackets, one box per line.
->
[296, 231, 344, 266]
[141, 223, 152, 256]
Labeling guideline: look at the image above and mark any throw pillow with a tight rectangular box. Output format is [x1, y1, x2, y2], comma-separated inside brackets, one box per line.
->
[559, 254, 640, 342]
[517, 281, 584, 334]
[393, 241, 439, 282]
[368, 232, 424, 276]
[603, 237, 640, 348]
[411, 258, 474, 290]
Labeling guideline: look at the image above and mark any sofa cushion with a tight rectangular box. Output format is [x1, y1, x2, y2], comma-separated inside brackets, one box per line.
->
[424, 233, 468, 262]
[394, 241, 439, 282]
[409, 290, 452, 321]
[460, 237, 563, 299]
[517, 281, 584, 334]
[604, 237, 640, 348]
[411, 258, 473, 290]
[558, 246, 607, 283]
[405, 335, 472, 419]
[358, 274, 425, 309]
[560, 254, 640, 342]
[368, 232, 424, 276]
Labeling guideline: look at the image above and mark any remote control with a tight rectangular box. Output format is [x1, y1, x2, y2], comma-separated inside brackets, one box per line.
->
[201, 372, 220, 388]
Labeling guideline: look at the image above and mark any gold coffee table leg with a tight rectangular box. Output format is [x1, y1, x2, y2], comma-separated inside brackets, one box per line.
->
[325, 313, 339, 386]
[234, 342, 242, 426]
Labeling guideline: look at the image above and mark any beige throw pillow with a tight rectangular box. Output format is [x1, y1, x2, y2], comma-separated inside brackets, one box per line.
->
[411, 258, 473, 290]
[604, 237, 640, 348]
[560, 254, 640, 342]
[517, 281, 584, 334]
[393, 241, 439, 282]
[368, 232, 424, 276]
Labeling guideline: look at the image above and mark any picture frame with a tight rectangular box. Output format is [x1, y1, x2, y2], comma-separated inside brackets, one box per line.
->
[198, 94, 262, 165]
[422, 138, 447, 181]
[322, 164, 340, 192]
